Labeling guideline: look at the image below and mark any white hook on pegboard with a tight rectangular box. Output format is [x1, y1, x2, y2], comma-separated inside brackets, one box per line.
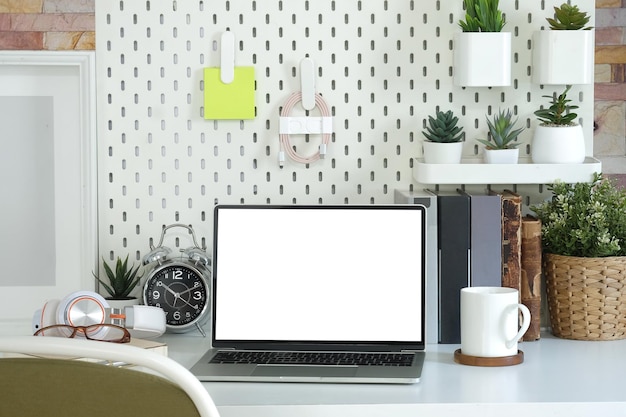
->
[220, 30, 235, 84]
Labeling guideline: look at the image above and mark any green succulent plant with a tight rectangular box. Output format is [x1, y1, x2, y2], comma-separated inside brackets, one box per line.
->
[546, 3, 592, 30]
[534, 85, 579, 126]
[422, 110, 464, 143]
[458, 0, 506, 32]
[94, 255, 143, 299]
[477, 108, 525, 150]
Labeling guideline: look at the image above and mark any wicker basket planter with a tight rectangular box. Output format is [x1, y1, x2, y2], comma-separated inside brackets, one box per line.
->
[544, 253, 626, 341]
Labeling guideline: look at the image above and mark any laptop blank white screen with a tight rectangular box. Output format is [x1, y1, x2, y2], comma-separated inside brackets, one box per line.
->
[213, 206, 424, 344]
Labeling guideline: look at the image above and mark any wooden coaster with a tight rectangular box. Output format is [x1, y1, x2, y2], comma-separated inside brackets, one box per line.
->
[454, 349, 524, 367]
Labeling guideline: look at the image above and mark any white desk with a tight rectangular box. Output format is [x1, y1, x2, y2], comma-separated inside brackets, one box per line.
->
[159, 333, 626, 417]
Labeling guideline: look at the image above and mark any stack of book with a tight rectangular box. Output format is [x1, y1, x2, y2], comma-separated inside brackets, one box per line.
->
[397, 188, 541, 344]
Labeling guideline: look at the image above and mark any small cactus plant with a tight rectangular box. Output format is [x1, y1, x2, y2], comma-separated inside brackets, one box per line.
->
[422, 110, 464, 143]
[477, 109, 525, 150]
[546, 3, 592, 30]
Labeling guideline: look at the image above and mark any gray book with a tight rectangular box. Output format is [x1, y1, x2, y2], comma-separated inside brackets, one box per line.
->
[458, 189, 502, 287]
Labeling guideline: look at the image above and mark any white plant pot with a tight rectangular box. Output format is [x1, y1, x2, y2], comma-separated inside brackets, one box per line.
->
[531, 124, 586, 164]
[532, 30, 594, 85]
[422, 141, 464, 164]
[483, 148, 519, 164]
[106, 297, 141, 310]
[454, 32, 511, 87]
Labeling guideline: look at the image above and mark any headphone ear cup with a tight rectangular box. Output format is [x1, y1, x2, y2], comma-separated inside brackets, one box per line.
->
[32, 299, 61, 333]
[57, 291, 109, 327]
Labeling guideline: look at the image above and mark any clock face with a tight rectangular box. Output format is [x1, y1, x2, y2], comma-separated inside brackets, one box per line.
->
[143, 263, 209, 329]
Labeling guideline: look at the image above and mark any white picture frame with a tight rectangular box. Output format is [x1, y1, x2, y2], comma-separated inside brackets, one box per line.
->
[0, 51, 97, 335]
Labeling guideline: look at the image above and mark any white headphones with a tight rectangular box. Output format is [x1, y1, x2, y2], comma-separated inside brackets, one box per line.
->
[33, 290, 166, 339]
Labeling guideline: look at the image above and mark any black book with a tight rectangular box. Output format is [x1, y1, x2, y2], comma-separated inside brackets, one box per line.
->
[427, 189, 470, 344]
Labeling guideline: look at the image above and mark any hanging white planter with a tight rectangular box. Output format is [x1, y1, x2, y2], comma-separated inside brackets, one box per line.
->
[453, 32, 511, 87]
[422, 141, 464, 164]
[532, 30, 594, 85]
[531, 124, 586, 164]
[483, 148, 519, 164]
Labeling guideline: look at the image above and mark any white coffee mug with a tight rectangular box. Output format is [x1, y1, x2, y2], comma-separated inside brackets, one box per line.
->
[460, 287, 531, 358]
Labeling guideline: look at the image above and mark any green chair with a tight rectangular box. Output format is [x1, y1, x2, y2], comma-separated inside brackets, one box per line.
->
[0, 336, 220, 417]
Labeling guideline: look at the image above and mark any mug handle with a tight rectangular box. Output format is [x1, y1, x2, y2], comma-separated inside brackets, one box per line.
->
[505, 304, 531, 349]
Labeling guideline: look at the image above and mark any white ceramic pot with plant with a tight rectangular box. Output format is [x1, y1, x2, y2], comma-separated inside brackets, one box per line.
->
[454, 0, 511, 87]
[483, 148, 519, 164]
[477, 108, 525, 164]
[94, 255, 144, 308]
[532, 86, 586, 164]
[532, 3, 594, 85]
[421, 109, 464, 164]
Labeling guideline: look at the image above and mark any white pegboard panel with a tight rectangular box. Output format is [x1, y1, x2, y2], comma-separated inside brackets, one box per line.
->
[96, 0, 595, 258]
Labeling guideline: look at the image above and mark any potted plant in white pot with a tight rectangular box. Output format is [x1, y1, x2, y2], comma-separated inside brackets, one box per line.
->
[94, 255, 144, 309]
[532, 3, 594, 85]
[454, 0, 511, 87]
[477, 108, 524, 164]
[531, 173, 626, 340]
[531, 85, 586, 164]
[421, 109, 465, 164]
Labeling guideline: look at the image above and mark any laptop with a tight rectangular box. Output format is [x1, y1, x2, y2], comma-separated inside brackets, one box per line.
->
[190, 204, 426, 383]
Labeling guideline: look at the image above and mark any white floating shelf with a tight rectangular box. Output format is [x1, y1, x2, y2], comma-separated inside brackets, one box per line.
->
[413, 157, 602, 185]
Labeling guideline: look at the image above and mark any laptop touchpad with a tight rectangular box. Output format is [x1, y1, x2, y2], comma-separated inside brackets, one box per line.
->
[252, 365, 358, 378]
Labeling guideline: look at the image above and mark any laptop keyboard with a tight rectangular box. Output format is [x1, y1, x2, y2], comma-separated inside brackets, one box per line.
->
[210, 351, 415, 367]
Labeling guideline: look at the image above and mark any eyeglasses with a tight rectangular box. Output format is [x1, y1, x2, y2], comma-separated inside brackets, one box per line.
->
[34, 324, 131, 343]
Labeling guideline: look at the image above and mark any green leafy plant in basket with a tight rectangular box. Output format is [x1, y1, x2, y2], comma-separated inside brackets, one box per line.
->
[530, 173, 626, 257]
[546, 3, 593, 31]
[458, 0, 506, 32]
[534, 85, 579, 127]
[94, 255, 144, 300]
[477, 108, 524, 150]
[422, 109, 464, 143]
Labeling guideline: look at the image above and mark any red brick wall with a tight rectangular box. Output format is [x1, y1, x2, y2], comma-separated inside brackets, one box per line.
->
[0, 0, 94, 50]
[595, 0, 626, 181]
